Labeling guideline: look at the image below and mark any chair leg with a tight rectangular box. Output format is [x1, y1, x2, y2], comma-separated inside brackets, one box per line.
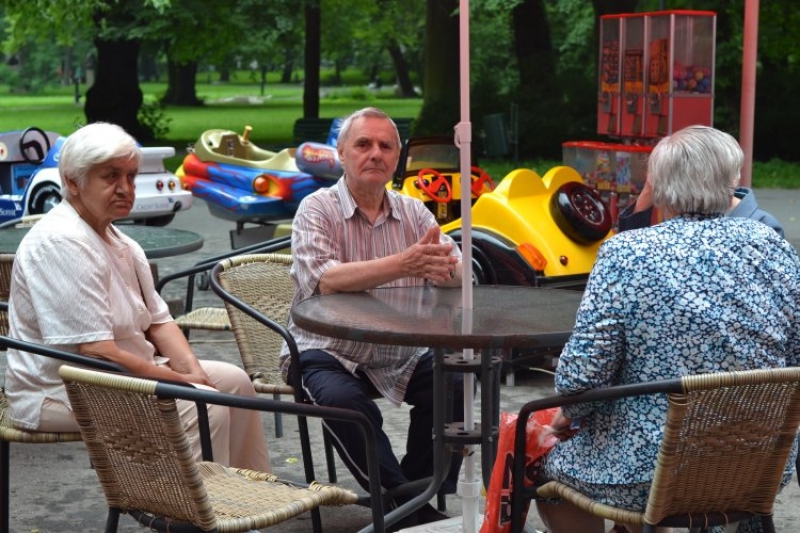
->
[310, 507, 323, 533]
[322, 426, 338, 483]
[104, 508, 120, 533]
[273, 393, 283, 438]
[1, 441, 9, 533]
[436, 491, 446, 511]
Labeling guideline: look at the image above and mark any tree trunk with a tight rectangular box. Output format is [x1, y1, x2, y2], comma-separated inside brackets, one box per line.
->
[512, 0, 555, 91]
[334, 59, 343, 86]
[387, 41, 417, 97]
[139, 44, 158, 82]
[62, 48, 74, 86]
[281, 56, 293, 83]
[84, 38, 149, 141]
[416, 0, 460, 136]
[591, 0, 639, 17]
[303, 0, 321, 118]
[163, 60, 202, 106]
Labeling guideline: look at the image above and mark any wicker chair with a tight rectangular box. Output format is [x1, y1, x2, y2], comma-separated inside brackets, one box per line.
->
[210, 254, 451, 512]
[210, 253, 341, 485]
[59, 365, 386, 533]
[509, 367, 800, 533]
[156, 235, 291, 338]
[0, 333, 125, 533]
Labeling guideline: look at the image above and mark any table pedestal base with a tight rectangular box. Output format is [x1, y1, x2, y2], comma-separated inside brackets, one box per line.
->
[398, 515, 482, 533]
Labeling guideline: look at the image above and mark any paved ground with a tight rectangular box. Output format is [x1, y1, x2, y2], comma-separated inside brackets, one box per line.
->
[2, 189, 800, 532]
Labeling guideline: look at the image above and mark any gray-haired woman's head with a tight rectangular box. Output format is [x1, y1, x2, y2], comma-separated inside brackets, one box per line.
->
[649, 125, 742, 216]
[337, 107, 401, 149]
[58, 122, 141, 199]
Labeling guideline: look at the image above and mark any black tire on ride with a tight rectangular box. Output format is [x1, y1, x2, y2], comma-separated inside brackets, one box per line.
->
[143, 214, 176, 227]
[29, 183, 62, 215]
[549, 182, 612, 244]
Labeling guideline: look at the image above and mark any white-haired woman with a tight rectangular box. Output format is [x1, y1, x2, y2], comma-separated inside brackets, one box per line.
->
[537, 126, 800, 533]
[617, 125, 783, 236]
[6, 122, 270, 471]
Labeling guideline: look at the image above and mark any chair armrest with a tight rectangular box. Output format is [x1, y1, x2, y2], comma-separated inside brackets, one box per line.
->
[156, 235, 291, 315]
[0, 334, 126, 373]
[0, 331, 216, 462]
[156, 235, 291, 293]
[509, 379, 683, 533]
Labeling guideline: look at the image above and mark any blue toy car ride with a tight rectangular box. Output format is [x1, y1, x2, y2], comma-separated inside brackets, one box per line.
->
[0, 127, 192, 226]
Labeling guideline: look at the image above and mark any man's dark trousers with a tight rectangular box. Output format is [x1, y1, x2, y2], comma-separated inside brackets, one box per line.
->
[299, 349, 464, 495]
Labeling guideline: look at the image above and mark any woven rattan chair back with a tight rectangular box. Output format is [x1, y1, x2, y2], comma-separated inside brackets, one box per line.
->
[217, 253, 295, 393]
[0, 255, 15, 336]
[213, 253, 343, 485]
[60, 365, 358, 533]
[524, 368, 800, 533]
[63, 369, 217, 529]
[644, 368, 800, 527]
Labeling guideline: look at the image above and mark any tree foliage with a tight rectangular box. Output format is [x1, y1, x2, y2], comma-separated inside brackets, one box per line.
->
[415, 0, 460, 136]
[1, 0, 170, 139]
[4, 0, 800, 161]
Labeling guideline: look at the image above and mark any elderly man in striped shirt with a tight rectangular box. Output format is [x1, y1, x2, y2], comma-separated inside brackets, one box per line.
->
[281, 107, 465, 528]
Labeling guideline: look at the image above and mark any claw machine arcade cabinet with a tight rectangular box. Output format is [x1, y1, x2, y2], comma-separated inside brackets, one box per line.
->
[644, 10, 716, 138]
[572, 9, 716, 229]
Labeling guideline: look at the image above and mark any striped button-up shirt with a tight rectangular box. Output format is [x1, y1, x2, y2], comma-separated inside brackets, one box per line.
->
[280, 177, 461, 406]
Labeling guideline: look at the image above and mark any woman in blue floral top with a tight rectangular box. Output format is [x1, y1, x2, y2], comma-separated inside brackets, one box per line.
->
[536, 126, 800, 533]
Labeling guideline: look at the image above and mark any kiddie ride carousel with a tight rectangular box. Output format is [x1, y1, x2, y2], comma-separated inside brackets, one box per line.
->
[177, 126, 342, 248]
[563, 9, 716, 227]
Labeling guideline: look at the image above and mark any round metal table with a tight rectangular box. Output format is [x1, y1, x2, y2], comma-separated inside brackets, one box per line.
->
[291, 285, 583, 533]
[0, 224, 204, 259]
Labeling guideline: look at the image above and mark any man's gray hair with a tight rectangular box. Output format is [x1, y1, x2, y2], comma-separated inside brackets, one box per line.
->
[337, 107, 401, 149]
[58, 122, 141, 199]
[649, 125, 742, 216]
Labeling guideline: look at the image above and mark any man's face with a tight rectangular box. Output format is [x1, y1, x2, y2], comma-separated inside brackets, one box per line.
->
[337, 116, 400, 187]
[66, 156, 137, 226]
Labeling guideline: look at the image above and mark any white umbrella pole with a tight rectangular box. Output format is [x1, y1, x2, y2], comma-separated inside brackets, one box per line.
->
[455, 1, 479, 532]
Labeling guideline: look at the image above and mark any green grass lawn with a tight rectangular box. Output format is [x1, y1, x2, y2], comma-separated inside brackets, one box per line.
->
[1, 81, 799, 188]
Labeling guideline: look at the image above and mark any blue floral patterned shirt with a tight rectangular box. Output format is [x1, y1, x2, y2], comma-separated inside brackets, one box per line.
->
[547, 214, 800, 485]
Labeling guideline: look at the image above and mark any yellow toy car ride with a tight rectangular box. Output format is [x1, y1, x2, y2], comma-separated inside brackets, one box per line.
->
[441, 165, 612, 290]
[389, 136, 495, 225]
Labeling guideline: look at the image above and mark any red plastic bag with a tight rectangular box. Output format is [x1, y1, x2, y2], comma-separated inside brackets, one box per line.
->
[481, 408, 559, 533]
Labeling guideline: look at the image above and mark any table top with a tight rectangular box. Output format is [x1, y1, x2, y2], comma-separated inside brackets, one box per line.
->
[0, 224, 204, 259]
[291, 285, 584, 351]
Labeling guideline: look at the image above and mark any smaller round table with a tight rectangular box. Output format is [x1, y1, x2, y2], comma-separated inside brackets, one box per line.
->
[0, 224, 204, 259]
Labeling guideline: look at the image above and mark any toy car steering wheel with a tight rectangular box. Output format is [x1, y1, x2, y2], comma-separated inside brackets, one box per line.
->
[470, 166, 495, 196]
[416, 168, 453, 203]
[550, 181, 612, 244]
[19, 127, 51, 165]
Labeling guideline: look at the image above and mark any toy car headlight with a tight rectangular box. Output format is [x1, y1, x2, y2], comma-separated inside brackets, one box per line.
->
[254, 175, 271, 194]
[516, 242, 547, 272]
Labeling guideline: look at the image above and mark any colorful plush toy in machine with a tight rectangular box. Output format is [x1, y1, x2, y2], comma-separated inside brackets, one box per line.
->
[178, 125, 342, 223]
